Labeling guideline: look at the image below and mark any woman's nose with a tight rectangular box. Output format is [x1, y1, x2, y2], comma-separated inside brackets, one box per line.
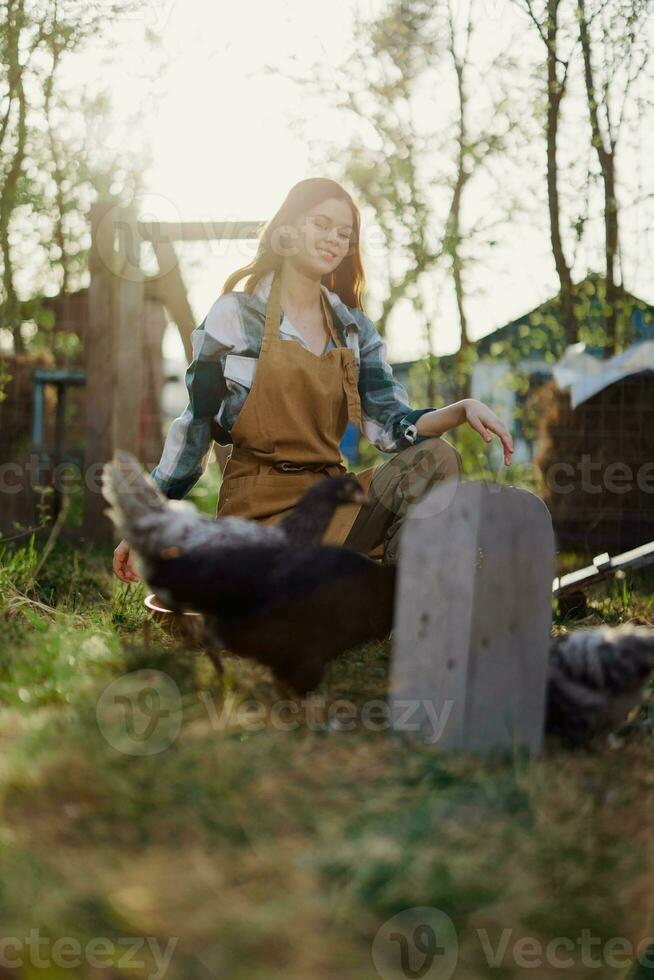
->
[327, 231, 345, 252]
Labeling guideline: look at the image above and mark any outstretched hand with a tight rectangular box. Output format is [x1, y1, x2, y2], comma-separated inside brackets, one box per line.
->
[113, 538, 140, 583]
[464, 399, 514, 465]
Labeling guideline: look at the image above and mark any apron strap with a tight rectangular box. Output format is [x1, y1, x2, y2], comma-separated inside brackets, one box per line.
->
[263, 272, 283, 340]
[320, 290, 344, 349]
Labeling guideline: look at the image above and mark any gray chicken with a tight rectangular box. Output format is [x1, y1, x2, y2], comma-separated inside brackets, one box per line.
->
[546, 623, 654, 745]
[103, 449, 368, 576]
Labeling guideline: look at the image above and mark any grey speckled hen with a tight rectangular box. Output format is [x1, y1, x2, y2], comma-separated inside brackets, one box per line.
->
[102, 450, 369, 585]
[102, 451, 287, 584]
[546, 623, 654, 745]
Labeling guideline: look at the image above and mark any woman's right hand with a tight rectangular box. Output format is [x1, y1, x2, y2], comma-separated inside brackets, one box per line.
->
[113, 538, 140, 583]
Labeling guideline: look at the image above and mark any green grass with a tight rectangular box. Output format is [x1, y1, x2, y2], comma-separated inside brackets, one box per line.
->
[0, 526, 653, 979]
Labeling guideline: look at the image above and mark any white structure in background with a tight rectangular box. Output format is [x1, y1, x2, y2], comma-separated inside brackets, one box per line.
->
[470, 357, 555, 464]
[553, 340, 654, 409]
[470, 340, 654, 466]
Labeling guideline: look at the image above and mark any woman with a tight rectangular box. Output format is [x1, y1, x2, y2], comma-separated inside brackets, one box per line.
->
[113, 177, 513, 583]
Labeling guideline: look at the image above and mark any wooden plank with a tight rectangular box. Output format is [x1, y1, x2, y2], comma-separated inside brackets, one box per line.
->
[83, 201, 116, 546]
[113, 206, 145, 463]
[150, 240, 196, 362]
[144, 278, 165, 304]
[553, 539, 654, 596]
[141, 296, 167, 467]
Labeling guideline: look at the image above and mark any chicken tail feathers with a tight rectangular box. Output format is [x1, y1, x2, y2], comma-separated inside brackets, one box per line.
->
[546, 623, 654, 745]
[101, 449, 167, 540]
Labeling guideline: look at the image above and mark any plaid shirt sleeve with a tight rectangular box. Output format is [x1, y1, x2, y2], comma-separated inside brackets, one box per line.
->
[354, 310, 437, 453]
[149, 294, 238, 499]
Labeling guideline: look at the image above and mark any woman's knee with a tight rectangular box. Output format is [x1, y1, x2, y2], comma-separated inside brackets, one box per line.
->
[365, 436, 462, 514]
[385, 437, 462, 513]
[409, 436, 463, 477]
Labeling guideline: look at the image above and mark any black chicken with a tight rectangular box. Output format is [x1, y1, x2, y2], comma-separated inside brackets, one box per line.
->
[279, 474, 369, 544]
[145, 540, 395, 694]
[103, 451, 393, 693]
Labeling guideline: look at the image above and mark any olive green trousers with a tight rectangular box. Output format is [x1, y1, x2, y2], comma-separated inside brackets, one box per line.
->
[343, 436, 463, 565]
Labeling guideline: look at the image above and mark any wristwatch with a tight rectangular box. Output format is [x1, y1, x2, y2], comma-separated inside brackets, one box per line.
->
[402, 422, 419, 445]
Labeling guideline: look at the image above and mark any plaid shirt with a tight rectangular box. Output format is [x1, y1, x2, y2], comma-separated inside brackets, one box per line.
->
[150, 269, 435, 499]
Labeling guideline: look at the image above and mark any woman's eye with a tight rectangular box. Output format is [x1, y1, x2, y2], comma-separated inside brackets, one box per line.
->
[310, 216, 350, 243]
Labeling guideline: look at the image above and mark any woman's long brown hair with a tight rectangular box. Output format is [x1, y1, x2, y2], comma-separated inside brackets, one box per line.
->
[221, 177, 367, 310]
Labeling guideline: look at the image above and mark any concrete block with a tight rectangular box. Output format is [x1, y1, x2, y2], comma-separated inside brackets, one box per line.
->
[390, 480, 555, 755]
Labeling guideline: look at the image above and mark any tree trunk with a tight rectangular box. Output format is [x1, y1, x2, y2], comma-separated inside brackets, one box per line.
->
[546, 0, 576, 347]
[0, 0, 28, 354]
[578, 0, 620, 356]
[447, 7, 472, 400]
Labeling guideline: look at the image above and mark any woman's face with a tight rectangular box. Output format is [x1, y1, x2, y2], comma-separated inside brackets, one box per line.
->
[285, 197, 355, 277]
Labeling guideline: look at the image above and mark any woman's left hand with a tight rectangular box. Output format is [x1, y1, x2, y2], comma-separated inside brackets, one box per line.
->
[463, 399, 514, 465]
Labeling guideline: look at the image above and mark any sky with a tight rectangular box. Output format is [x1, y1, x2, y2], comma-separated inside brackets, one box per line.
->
[89, 0, 653, 366]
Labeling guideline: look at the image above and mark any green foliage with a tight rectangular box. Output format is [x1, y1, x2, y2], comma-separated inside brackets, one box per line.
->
[0, 359, 12, 403]
[406, 356, 454, 408]
[0, 0, 155, 355]
[0, 523, 652, 978]
[484, 276, 652, 368]
[186, 458, 223, 517]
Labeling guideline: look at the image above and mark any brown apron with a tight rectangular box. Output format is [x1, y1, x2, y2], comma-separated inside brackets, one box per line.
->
[216, 271, 376, 546]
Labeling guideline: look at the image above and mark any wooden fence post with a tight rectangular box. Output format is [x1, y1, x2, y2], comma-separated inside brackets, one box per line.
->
[81, 211, 264, 546]
[113, 205, 145, 462]
[83, 201, 116, 547]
